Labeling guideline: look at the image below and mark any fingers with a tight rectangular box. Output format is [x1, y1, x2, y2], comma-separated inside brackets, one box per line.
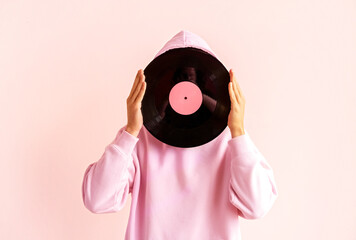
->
[229, 69, 240, 103]
[228, 82, 237, 107]
[131, 70, 145, 102]
[229, 69, 244, 102]
[135, 80, 146, 103]
[128, 69, 143, 100]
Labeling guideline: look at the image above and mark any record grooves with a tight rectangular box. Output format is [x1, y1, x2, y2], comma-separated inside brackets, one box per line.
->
[142, 47, 230, 148]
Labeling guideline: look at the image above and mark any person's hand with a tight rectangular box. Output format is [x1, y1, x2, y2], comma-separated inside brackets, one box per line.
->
[126, 69, 146, 137]
[228, 69, 245, 138]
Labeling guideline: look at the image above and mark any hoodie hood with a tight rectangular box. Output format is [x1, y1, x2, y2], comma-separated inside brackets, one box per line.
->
[154, 30, 219, 61]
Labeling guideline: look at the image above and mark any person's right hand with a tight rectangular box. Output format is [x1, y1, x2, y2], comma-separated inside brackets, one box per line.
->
[125, 69, 146, 137]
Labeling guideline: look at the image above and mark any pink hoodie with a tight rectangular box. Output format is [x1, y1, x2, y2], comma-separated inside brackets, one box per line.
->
[82, 30, 278, 240]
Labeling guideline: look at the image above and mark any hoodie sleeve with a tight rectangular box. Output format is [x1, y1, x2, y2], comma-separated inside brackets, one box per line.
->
[82, 126, 139, 214]
[228, 129, 278, 219]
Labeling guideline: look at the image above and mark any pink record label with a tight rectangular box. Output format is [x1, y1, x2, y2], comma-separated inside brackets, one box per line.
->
[169, 81, 203, 115]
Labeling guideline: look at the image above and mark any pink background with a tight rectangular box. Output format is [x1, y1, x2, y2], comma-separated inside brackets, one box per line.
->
[1, 0, 355, 239]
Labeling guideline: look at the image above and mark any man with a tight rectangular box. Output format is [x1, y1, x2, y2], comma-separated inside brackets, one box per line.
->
[82, 30, 278, 240]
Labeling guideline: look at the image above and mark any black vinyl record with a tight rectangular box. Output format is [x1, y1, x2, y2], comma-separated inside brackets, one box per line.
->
[142, 47, 230, 148]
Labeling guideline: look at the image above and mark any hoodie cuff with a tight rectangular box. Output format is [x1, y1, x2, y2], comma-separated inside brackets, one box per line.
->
[228, 130, 257, 162]
[112, 129, 139, 157]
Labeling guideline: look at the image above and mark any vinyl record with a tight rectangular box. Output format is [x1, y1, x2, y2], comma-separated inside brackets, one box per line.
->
[142, 47, 230, 148]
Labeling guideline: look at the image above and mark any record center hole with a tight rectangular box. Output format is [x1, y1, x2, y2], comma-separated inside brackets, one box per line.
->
[184, 97, 187, 100]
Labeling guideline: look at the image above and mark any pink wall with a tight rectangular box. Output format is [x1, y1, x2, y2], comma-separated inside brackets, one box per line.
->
[1, 0, 356, 239]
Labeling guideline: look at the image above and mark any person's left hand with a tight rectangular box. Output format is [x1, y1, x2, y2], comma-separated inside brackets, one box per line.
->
[228, 69, 245, 138]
